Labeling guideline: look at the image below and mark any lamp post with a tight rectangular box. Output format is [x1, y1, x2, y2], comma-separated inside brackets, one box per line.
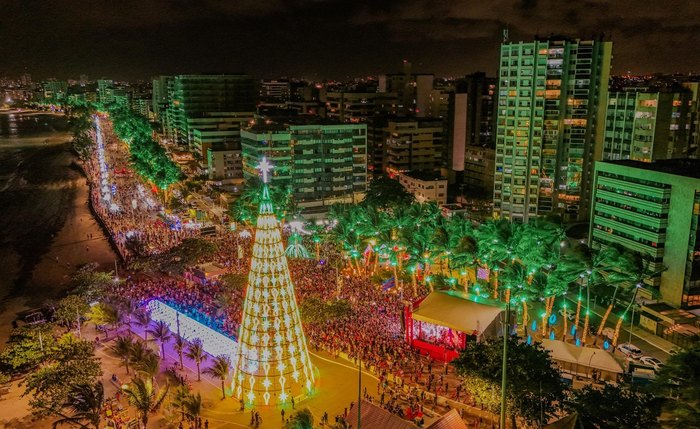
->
[628, 304, 637, 345]
[500, 299, 510, 429]
[587, 351, 597, 379]
[358, 354, 362, 429]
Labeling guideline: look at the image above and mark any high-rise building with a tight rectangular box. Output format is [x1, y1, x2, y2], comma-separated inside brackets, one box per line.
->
[260, 79, 291, 103]
[164, 74, 257, 154]
[241, 118, 367, 216]
[207, 147, 243, 182]
[325, 91, 398, 123]
[40, 80, 68, 104]
[379, 60, 434, 117]
[589, 159, 700, 309]
[494, 38, 612, 222]
[97, 79, 114, 105]
[603, 88, 698, 162]
[152, 75, 172, 123]
[384, 118, 445, 175]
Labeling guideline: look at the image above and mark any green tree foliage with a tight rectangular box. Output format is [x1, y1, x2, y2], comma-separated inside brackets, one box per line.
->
[23, 335, 102, 417]
[142, 237, 218, 273]
[110, 336, 134, 375]
[185, 339, 207, 381]
[565, 383, 659, 429]
[54, 295, 90, 330]
[70, 264, 114, 302]
[453, 337, 566, 427]
[107, 103, 181, 190]
[0, 324, 56, 372]
[361, 176, 415, 208]
[86, 302, 119, 337]
[654, 342, 700, 428]
[300, 298, 352, 324]
[229, 176, 294, 224]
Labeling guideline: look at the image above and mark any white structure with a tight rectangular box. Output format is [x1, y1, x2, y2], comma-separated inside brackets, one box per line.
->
[396, 172, 448, 204]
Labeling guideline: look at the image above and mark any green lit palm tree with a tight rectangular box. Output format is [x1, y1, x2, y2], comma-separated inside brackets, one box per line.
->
[86, 302, 118, 339]
[134, 348, 160, 382]
[147, 320, 172, 359]
[111, 335, 135, 375]
[52, 382, 104, 429]
[185, 339, 207, 381]
[182, 392, 202, 425]
[204, 355, 231, 399]
[122, 377, 169, 429]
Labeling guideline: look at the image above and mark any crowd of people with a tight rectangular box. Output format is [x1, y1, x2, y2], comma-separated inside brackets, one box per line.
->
[84, 118, 198, 261]
[86, 118, 482, 426]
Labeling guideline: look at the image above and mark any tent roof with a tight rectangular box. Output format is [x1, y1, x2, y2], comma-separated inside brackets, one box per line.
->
[544, 412, 579, 429]
[542, 339, 624, 374]
[412, 291, 504, 334]
[346, 401, 417, 429]
[427, 409, 468, 429]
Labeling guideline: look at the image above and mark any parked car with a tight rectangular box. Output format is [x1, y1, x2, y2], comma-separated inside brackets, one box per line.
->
[639, 356, 664, 371]
[617, 343, 643, 359]
[557, 308, 575, 321]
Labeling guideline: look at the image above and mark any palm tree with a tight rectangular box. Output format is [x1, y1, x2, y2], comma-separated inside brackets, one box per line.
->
[182, 392, 202, 425]
[204, 355, 231, 399]
[134, 348, 161, 381]
[185, 339, 207, 381]
[173, 335, 185, 370]
[475, 219, 520, 299]
[129, 340, 152, 374]
[285, 408, 315, 429]
[111, 335, 134, 375]
[122, 377, 169, 428]
[134, 309, 151, 342]
[52, 382, 104, 429]
[147, 320, 172, 359]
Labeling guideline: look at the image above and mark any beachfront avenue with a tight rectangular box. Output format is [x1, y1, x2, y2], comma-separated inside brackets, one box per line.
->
[0, 108, 690, 429]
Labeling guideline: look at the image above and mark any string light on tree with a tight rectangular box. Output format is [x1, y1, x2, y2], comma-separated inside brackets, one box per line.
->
[231, 157, 315, 406]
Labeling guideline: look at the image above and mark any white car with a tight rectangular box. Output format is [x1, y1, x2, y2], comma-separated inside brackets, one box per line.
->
[557, 308, 575, 321]
[639, 356, 664, 371]
[617, 343, 643, 359]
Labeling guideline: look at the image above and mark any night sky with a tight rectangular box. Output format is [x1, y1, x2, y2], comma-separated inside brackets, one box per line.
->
[2, 0, 699, 80]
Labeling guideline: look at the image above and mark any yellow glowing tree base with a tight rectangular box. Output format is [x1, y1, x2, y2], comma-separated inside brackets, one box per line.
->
[231, 184, 315, 406]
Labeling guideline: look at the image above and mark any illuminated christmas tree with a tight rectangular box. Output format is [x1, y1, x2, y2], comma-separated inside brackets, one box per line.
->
[232, 157, 315, 406]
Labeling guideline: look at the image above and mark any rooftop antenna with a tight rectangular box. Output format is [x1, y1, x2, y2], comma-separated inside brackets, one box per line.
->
[503, 25, 509, 43]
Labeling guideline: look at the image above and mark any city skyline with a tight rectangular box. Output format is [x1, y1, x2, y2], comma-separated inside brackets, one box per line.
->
[2, 1, 700, 80]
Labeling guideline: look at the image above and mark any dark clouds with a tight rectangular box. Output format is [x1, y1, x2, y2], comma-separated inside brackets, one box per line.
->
[1, 0, 698, 80]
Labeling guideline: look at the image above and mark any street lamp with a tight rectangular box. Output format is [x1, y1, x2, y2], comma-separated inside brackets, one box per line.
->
[587, 351, 597, 380]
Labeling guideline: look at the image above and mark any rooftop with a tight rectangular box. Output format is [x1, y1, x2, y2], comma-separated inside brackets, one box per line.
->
[401, 171, 447, 182]
[604, 159, 700, 180]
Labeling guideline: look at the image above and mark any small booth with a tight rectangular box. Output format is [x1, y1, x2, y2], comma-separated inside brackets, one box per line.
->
[405, 290, 505, 362]
[188, 262, 227, 286]
[542, 339, 624, 382]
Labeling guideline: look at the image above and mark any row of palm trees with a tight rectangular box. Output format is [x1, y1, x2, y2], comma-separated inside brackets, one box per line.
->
[100, 308, 232, 428]
[323, 202, 662, 346]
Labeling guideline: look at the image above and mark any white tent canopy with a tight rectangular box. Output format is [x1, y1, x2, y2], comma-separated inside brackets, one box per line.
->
[542, 339, 623, 374]
[412, 291, 504, 334]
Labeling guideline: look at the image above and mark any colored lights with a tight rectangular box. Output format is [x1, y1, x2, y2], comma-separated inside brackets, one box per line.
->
[146, 299, 237, 362]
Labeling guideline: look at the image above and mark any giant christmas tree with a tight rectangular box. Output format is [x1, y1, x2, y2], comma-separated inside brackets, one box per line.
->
[232, 157, 315, 406]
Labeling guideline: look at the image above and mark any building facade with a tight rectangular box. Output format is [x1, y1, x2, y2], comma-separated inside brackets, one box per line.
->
[164, 74, 256, 149]
[384, 119, 445, 174]
[241, 119, 368, 215]
[494, 38, 612, 222]
[603, 89, 697, 162]
[396, 172, 448, 204]
[589, 160, 700, 309]
[207, 147, 243, 182]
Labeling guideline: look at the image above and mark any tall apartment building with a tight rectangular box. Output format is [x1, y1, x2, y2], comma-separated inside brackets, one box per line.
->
[40, 80, 68, 104]
[379, 61, 434, 117]
[97, 79, 115, 105]
[494, 38, 612, 222]
[240, 118, 367, 215]
[260, 79, 291, 103]
[603, 89, 698, 162]
[164, 74, 256, 155]
[207, 147, 243, 182]
[325, 91, 398, 123]
[152, 76, 172, 123]
[589, 160, 700, 309]
[384, 118, 445, 175]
